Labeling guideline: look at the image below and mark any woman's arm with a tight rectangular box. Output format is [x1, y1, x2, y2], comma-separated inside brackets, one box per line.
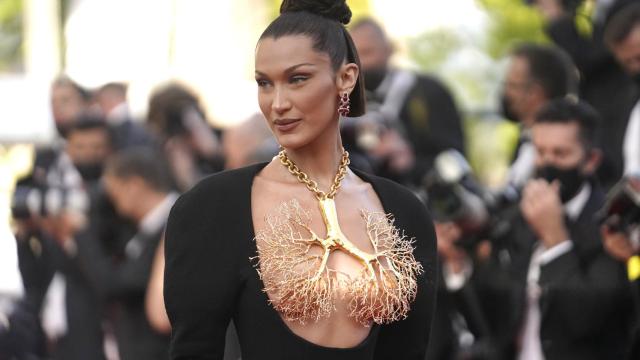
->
[146, 237, 171, 334]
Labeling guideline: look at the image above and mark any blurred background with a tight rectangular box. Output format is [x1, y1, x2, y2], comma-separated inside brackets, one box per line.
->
[3, 0, 640, 359]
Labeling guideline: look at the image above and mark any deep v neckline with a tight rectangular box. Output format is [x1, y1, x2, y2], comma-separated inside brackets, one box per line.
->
[242, 162, 395, 351]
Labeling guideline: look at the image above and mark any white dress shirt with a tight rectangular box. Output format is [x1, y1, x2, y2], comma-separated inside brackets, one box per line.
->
[623, 101, 640, 175]
[125, 192, 178, 259]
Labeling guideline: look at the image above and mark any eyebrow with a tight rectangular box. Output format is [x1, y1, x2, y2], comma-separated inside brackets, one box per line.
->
[255, 63, 316, 76]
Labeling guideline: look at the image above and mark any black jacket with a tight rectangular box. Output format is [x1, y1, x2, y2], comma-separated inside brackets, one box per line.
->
[474, 184, 632, 359]
[75, 187, 170, 360]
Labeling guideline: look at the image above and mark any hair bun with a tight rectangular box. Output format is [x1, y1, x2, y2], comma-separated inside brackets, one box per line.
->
[280, 0, 352, 25]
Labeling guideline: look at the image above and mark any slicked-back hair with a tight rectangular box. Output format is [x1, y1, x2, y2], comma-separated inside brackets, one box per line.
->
[604, 2, 640, 46]
[512, 44, 577, 100]
[535, 98, 601, 152]
[104, 148, 172, 193]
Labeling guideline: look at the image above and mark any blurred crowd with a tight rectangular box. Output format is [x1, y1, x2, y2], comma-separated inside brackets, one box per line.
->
[2, 0, 640, 359]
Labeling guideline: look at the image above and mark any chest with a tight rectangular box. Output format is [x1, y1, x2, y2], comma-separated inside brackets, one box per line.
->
[250, 182, 422, 326]
[252, 186, 384, 282]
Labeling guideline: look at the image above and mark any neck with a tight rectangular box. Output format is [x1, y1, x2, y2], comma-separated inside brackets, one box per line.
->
[521, 113, 536, 129]
[282, 125, 345, 192]
[522, 100, 546, 129]
[132, 190, 168, 224]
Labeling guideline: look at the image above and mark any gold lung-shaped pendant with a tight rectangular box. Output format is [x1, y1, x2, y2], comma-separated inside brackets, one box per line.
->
[254, 198, 423, 326]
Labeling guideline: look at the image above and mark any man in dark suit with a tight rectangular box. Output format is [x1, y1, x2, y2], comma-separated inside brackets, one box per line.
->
[75, 148, 177, 360]
[14, 119, 114, 360]
[348, 18, 465, 187]
[476, 98, 633, 359]
[601, 212, 640, 359]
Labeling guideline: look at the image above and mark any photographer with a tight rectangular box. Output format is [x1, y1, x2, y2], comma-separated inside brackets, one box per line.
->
[428, 221, 498, 360]
[348, 18, 465, 187]
[74, 149, 177, 360]
[506, 98, 631, 359]
[502, 43, 577, 188]
[605, 1, 640, 176]
[146, 82, 224, 191]
[444, 98, 632, 359]
[599, 172, 640, 358]
[14, 117, 113, 360]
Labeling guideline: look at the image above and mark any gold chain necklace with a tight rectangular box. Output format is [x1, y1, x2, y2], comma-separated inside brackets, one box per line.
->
[278, 148, 350, 200]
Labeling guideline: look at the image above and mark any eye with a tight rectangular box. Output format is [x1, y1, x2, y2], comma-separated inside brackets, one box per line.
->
[290, 75, 309, 84]
[256, 78, 271, 88]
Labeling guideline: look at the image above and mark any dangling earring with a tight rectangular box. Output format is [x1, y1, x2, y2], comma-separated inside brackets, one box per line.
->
[338, 93, 350, 117]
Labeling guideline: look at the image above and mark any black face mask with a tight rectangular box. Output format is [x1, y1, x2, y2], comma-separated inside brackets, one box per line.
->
[535, 163, 586, 203]
[363, 67, 388, 92]
[500, 95, 519, 123]
[75, 162, 104, 182]
[56, 123, 72, 139]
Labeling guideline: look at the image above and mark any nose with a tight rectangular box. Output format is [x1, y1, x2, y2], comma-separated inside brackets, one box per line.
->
[272, 86, 291, 114]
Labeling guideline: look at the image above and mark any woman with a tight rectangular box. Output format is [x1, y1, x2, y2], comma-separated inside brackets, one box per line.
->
[164, 1, 437, 359]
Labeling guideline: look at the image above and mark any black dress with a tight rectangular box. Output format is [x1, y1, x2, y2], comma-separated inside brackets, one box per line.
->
[164, 162, 438, 360]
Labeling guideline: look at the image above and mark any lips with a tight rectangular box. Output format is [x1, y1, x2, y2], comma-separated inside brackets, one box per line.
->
[274, 118, 301, 132]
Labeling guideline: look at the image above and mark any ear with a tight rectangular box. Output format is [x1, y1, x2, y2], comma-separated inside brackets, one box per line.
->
[336, 63, 359, 95]
[583, 147, 602, 175]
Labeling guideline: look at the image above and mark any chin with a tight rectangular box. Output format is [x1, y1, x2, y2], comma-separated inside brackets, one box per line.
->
[274, 132, 311, 151]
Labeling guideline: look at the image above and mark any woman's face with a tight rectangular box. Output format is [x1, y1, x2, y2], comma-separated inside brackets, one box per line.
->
[255, 35, 353, 150]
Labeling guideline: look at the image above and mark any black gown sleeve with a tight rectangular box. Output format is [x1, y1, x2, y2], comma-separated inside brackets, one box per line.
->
[164, 184, 241, 360]
[373, 186, 439, 360]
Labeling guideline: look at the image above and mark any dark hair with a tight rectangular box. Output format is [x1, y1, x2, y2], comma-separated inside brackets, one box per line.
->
[259, 0, 365, 116]
[147, 82, 205, 138]
[66, 114, 112, 145]
[512, 43, 577, 100]
[534, 98, 601, 151]
[52, 76, 91, 102]
[105, 148, 172, 192]
[604, 2, 640, 46]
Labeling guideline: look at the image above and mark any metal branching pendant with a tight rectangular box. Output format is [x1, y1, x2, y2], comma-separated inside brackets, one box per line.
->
[255, 198, 422, 325]
[254, 150, 423, 326]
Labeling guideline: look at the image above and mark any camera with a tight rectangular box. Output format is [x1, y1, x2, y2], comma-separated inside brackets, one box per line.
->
[341, 103, 398, 154]
[597, 172, 640, 233]
[423, 150, 521, 248]
[11, 185, 89, 220]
